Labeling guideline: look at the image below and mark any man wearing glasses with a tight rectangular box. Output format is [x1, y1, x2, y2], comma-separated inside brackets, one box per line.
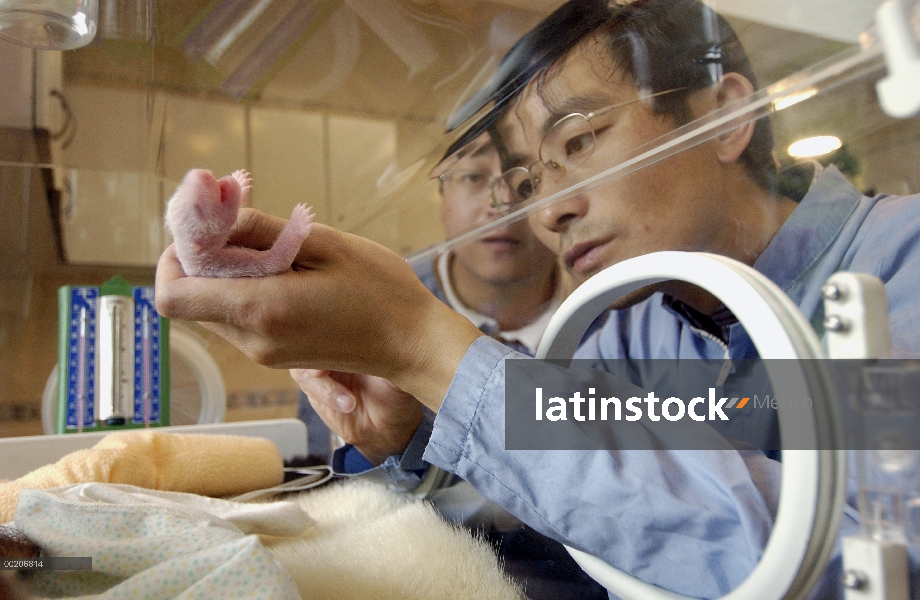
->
[156, 0, 920, 596]
[419, 132, 563, 358]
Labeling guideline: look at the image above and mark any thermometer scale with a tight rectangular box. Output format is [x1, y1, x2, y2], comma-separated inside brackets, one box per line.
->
[62, 287, 98, 431]
[133, 287, 164, 426]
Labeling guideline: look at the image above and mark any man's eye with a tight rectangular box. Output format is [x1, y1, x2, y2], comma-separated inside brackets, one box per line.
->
[461, 171, 489, 184]
[515, 177, 536, 201]
[564, 132, 594, 158]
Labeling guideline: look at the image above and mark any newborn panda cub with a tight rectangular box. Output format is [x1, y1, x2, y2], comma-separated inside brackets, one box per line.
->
[165, 169, 313, 278]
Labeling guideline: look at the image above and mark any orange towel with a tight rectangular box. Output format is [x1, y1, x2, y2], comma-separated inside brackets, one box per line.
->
[0, 430, 283, 522]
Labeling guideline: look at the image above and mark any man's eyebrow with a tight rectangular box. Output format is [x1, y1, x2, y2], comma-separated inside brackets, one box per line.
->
[469, 141, 496, 158]
[542, 92, 617, 133]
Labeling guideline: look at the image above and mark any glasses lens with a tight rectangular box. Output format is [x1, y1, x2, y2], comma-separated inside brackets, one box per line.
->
[497, 166, 538, 205]
[443, 169, 493, 201]
[540, 113, 596, 173]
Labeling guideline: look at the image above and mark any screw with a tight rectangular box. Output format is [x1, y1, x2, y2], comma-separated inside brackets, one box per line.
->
[822, 283, 844, 301]
[842, 569, 868, 590]
[824, 315, 850, 332]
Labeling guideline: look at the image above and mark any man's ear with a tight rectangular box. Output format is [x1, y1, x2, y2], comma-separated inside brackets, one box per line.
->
[713, 72, 756, 165]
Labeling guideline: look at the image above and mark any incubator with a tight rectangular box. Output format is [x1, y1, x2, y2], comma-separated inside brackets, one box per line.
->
[0, 0, 919, 598]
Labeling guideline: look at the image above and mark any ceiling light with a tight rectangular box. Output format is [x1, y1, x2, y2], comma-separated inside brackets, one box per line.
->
[787, 135, 842, 158]
[772, 87, 817, 111]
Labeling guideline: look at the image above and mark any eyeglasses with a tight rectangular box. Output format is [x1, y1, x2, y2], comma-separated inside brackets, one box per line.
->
[489, 87, 688, 209]
[438, 167, 498, 204]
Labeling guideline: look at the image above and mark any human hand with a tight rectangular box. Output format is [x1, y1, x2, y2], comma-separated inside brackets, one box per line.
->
[290, 369, 423, 466]
[155, 208, 483, 408]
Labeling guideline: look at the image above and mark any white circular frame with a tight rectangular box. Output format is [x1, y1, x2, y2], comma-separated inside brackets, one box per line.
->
[535, 251, 846, 600]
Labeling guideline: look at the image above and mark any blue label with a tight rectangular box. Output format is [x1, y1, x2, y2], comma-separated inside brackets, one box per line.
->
[133, 287, 161, 424]
[66, 287, 98, 429]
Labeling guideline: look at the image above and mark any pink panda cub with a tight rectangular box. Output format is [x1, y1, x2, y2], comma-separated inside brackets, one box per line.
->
[165, 168, 313, 278]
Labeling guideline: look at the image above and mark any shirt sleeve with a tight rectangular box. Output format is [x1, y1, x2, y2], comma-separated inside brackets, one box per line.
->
[424, 335, 783, 598]
[330, 408, 434, 491]
[848, 193, 920, 358]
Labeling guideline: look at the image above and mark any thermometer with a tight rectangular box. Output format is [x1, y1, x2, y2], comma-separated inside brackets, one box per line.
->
[58, 279, 167, 433]
[76, 306, 88, 432]
[98, 294, 134, 425]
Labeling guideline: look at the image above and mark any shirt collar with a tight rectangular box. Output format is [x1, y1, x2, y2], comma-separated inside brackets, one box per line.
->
[753, 164, 861, 299]
[436, 251, 562, 354]
[437, 251, 497, 331]
[658, 164, 861, 343]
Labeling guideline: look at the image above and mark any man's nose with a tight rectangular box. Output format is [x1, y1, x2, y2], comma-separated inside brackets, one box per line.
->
[537, 193, 589, 233]
[485, 192, 505, 217]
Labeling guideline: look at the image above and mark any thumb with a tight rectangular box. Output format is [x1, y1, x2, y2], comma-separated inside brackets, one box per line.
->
[290, 368, 356, 413]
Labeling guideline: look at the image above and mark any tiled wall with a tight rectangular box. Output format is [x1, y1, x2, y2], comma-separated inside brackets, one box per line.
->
[58, 84, 446, 266]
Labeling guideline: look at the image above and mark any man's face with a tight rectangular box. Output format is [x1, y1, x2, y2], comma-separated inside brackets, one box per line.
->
[440, 135, 557, 286]
[499, 39, 734, 290]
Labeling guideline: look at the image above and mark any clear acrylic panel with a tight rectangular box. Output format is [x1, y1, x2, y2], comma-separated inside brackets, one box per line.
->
[409, 0, 920, 260]
[1, 0, 911, 271]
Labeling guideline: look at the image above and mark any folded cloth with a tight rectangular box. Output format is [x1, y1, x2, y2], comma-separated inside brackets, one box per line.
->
[0, 430, 283, 522]
[11, 481, 523, 600]
[15, 484, 305, 599]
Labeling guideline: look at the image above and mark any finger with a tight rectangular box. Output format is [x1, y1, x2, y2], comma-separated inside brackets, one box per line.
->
[227, 208, 289, 251]
[290, 368, 356, 413]
[155, 266, 247, 323]
[156, 247, 285, 326]
[305, 393, 348, 439]
[155, 246, 232, 322]
[155, 273, 298, 369]
[155, 244, 186, 280]
[229, 209, 345, 266]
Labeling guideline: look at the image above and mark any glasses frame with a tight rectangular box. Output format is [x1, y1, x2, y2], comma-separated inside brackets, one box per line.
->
[437, 167, 498, 204]
[489, 86, 688, 209]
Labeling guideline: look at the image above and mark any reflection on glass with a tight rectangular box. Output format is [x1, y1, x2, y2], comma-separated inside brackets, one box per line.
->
[61, 169, 173, 267]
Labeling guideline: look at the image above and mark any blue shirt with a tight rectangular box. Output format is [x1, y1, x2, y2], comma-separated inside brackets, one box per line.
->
[336, 253, 555, 525]
[423, 167, 920, 598]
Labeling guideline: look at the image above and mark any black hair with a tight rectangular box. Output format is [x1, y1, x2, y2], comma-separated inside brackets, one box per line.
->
[444, 0, 611, 155]
[450, 0, 776, 191]
[593, 0, 776, 190]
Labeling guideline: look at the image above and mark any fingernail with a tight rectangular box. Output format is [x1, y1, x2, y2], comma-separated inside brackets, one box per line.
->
[335, 395, 355, 412]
